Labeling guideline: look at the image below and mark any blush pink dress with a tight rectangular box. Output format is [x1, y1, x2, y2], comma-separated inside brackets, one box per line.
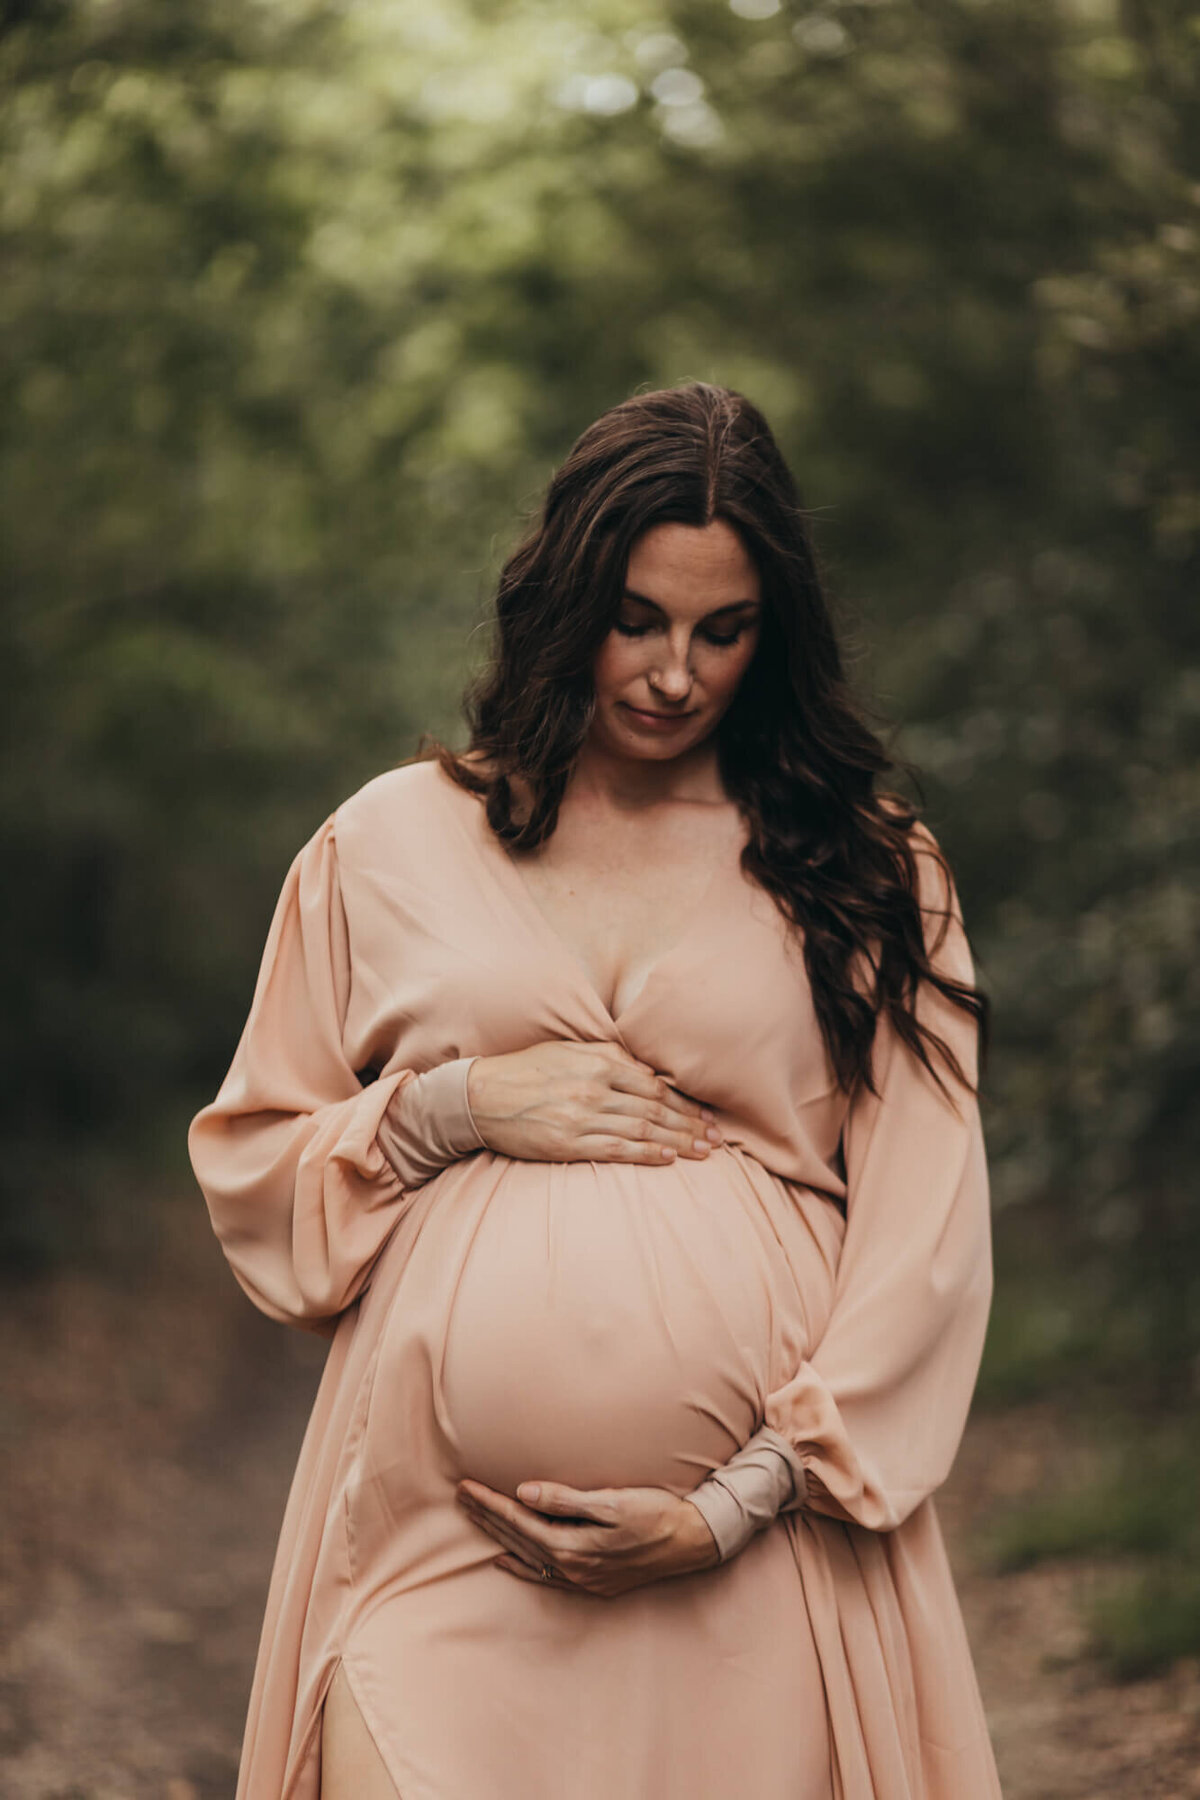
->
[188, 757, 1002, 1800]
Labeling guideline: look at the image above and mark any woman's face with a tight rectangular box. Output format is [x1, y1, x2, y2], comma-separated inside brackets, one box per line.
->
[589, 519, 762, 763]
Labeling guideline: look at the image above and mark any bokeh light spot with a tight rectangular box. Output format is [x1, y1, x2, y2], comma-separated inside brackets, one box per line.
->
[657, 100, 724, 147]
[650, 67, 706, 107]
[554, 72, 640, 115]
[631, 32, 689, 70]
[793, 15, 851, 55]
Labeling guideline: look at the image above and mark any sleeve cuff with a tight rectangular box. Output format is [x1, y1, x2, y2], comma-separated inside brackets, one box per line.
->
[376, 1056, 486, 1188]
[684, 1426, 808, 1564]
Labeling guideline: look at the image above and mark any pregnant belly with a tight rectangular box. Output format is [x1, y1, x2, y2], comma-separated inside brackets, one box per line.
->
[435, 1154, 791, 1497]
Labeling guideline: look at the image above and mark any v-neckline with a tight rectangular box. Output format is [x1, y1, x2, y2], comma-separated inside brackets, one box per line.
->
[444, 765, 740, 1032]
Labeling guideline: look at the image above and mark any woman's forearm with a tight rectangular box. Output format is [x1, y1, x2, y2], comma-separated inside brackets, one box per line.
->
[376, 1056, 487, 1188]
[684, 1428, 807, 1562]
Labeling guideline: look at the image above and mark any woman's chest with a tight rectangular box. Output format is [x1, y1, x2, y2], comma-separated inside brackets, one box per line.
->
[506, 810, 747, 1021]
[335, 778, 843, 1163]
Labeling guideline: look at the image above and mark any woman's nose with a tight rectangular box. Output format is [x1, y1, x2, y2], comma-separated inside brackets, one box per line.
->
[649, 646, 694, 698]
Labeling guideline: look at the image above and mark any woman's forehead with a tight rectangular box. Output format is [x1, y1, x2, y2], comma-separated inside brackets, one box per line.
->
[624, 521, 761, 615]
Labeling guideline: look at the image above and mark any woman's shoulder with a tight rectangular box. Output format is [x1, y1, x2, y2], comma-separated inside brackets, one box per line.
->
[340, 754, 445, 807]
[877, 790, 950, 872]
[874, 793, 961, 935]
[330, 756, 465, 865]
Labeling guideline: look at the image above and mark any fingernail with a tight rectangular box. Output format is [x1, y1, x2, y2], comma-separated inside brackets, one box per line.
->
[660, 1145, 675, 1160]
[700, 1107, 715, 1122]
[518, 1483, 541, 1505]
[692, 1140, 710, 1155]
[705, 1125, 723, 1144]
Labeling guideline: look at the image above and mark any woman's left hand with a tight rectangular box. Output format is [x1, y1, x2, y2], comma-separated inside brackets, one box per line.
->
[456, 1477, 721, 1598]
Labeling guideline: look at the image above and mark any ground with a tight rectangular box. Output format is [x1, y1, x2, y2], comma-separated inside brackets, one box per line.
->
[2, 1199, 1198, 1799]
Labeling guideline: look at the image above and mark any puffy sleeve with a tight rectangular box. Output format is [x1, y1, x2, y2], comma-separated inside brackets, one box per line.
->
[761, 828, 993, 1533]
[187, 814, 483, 1332]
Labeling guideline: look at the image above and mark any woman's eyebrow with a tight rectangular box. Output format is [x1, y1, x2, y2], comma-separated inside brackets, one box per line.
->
[621, 588, 761, 619]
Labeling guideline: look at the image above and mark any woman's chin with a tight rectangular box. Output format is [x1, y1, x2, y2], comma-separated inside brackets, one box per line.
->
[591, 710, 710, 762]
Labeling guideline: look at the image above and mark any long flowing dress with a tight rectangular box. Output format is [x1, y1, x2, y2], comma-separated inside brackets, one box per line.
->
[188, 756, 1002, 1800]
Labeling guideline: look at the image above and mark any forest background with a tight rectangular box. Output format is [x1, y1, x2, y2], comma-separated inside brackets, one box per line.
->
[1, 0, 1198, 1790]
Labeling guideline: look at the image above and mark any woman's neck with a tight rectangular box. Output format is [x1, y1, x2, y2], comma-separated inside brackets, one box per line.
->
[569, 735, 728, 813]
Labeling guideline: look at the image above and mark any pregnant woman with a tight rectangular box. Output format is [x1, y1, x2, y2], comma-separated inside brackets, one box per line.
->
[189, 382, 1001, 1799]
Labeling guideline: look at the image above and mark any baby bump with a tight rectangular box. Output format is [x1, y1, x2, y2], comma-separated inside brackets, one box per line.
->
[435, 1154, 802, 1497]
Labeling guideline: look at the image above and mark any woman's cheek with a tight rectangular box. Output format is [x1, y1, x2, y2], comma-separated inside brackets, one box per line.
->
[592, 637, 641, 701]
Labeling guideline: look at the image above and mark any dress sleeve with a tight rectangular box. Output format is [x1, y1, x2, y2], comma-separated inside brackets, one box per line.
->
[187, 814, 483, 1332]
[684, 1425, 804, 1561]
[760, 828, 993, 1533]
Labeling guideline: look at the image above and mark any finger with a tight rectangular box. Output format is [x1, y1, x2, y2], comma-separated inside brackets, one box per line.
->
[571, 1133, 685, 1165]
[596, 1090, 722, 1145]
[459, 1477, 552, 1524]
[516, 1482, 619, 1524]
[457, 1485, 544, 1549]
[457, 1484, 572, 1553]
[494, 1555, 578, 1593]
[573, 1119, 715, 1163]
[607, 1065, 709, 1118]
[605, 1072, 722, 1143]
[636, 1071, 718, 1128]
[607, 1050, 664, 1078]
[643, 1106, 723, 1152]
[602, 1109, 714, 1155]
[461, 1502, 553, 1568]
[594, 1049, 715, 1123]
[619, 1055, 710, 1114]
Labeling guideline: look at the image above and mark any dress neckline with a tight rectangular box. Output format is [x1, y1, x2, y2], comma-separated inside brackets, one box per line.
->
[435, 760, 741, 1033]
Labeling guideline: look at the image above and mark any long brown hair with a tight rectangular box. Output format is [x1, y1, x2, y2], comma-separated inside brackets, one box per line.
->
[429, 381, 987, 1096]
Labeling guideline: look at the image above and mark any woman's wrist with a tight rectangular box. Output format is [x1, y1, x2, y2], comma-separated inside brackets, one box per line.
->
[678, 1497, 723, 1571]
[684, 1427, 807, 1564]
[464, 1055, 489, 1143]
[377, 1056, 487, 1188]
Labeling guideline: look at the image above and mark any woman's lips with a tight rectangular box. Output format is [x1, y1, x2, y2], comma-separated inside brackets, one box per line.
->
[620, 703, 696, 732]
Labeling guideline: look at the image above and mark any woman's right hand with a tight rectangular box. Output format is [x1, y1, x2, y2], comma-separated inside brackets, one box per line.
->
[466, 1041, 722, 1165]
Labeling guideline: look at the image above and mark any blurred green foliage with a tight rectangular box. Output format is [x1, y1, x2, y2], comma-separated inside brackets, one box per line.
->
[987, 1436, 1199, 1574]
[1090, 1564, 1200, 1679]
[1, 0, 1197, 1629]
[984, 1427, 1200, 1676]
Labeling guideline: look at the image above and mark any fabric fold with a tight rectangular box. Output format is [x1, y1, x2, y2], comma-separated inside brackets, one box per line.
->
[190, 817, 424, 1327]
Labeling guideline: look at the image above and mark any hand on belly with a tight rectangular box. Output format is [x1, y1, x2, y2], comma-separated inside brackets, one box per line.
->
[466, 1040, 723, 1166]
[455, 1475, 721, 1598]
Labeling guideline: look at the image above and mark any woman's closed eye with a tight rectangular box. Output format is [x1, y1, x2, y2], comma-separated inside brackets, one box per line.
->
[613, 619, 746, 648]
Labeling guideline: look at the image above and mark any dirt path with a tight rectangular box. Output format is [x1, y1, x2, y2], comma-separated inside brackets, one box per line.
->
[2, 1200, 1197, 1798]
[941, 1413, 1200, 1799]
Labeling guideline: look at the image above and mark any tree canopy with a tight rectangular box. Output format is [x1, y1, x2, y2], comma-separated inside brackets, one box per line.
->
[2, 0, 1197, 1403]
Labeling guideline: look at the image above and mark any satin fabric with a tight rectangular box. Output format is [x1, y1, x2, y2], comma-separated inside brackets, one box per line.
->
[188, 757, 1001, 1799]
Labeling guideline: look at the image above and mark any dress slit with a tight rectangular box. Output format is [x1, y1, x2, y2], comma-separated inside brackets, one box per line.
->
[319, 1658, 402, 1800]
